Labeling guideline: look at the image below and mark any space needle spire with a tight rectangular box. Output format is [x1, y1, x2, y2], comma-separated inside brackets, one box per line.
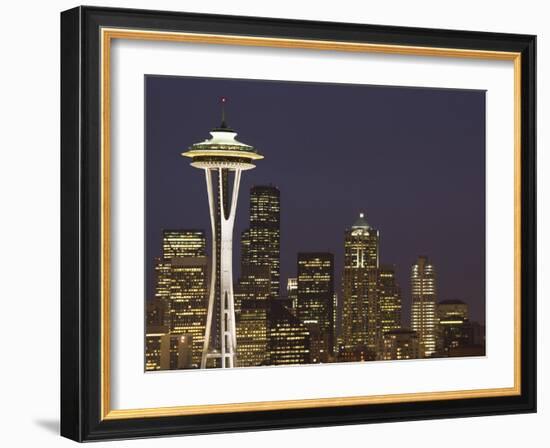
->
[220, 96, 227, 128]
[182, 98, 263, 368]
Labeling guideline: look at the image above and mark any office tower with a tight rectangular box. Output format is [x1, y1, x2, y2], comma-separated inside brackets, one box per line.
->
[237, 185, 280, 309]
[410, 256, 438, 357]
[182, 98, 263, 368]
[307, 322, 324, 363]
[287, 278, 298, 309]
[145, 325, 168, 371]
[381, 329, 420, 360]
[234, 264, 271, 313]
[155, 230, 208, 368]
[240, 228, 251, 264]
[377, 266, 402, 345]
[160, 333, 194, 370]
[155, 230, 206, 260]
[436, 299, 471, 355]
[438, 315, 472, 356]
[297, 252, 335, 359]
[342, 213, 379, 352]
[245, 186, 281, 297]
[332, 292, 340, 354]
[236, 299, 268, 367]
[146, 297, 168, 328]
[162, 230, 206, 259]
[437, 299, 469, 321]
[267, 299, 310, 365]
[152, 257, 171, 327]
[337, 345, 371, 363]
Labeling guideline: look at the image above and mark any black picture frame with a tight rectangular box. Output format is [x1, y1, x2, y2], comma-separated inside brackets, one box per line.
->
[61, 5, 536, 442]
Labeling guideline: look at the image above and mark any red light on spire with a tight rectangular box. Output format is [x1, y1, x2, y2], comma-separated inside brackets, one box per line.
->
[221, 96, 227, 103]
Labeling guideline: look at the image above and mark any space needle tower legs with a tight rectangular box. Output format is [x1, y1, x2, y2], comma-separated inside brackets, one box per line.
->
[201, 167, 241, 368]
[181, 98, 263, 369]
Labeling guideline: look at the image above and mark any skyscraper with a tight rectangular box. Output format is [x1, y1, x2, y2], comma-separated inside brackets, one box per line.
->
[342, 213, 379, 352]
[332, 292, 340, 354]
[155, 230, 208, 368]
[381, 329, 419, 360]
[235, 186, 280, 312]
[182, 99, 263, 368]
[437, 300, 471, 356]
[145, 325, 168, 371]
[234, 264, 271, 313]
[297, 252, 335, 358]
[437, 299, 469, 321]
[287, 278, 298, 309]
[160, 333, 194, 370]
[153, 256, 172, 328]
[236, 299, 268, 367]
[234, 186, 279, 362]
[410, 256, 438, 357]
[162, 230, 206, 259]
[146, 297, 168, 328]
[239, 185, 280, 298]
[267, 299, 310, 366]
[376, 266, 402, 345]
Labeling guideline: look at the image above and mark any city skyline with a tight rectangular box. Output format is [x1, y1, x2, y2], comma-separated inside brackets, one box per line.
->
[146, 213, 484, 369]
[145, 94, 485, 367]
[145, 75, 486, 326]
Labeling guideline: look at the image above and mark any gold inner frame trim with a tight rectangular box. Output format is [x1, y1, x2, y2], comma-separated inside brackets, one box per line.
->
[100, 27, 522, 420]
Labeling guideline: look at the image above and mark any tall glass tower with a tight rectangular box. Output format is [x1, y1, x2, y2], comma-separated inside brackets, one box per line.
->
[154, 230, 208, 368]
[240, 185, 281, 298]
[342, 213, 379, 352]
[182, 99, 263, 368]
[410, 256, 437, 357]
[296, 252, 335, 359]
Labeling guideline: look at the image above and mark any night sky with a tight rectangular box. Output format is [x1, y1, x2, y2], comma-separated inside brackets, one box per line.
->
[145, 75, 486, 326]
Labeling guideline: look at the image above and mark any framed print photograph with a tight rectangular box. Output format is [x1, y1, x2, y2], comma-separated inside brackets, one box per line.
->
[60, 6, 536, 442]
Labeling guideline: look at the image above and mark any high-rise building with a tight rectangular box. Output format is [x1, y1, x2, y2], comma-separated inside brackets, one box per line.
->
[146, 297, 168, 328]
[234, 264, 271, 313]
[437, 299, 469, 321]
[438, 316, 472, 356]
[234, 187, 279, 367]
[342, 213, 379, 353]
[287, 278, 298, 309]
[332, 292, 340, 354]
[437, 299, 470, 356]
[240, 228, 251, 263]
[145, 325, 168, 371]
[182, 98, 263, 368]
[239, 185, 281, 298]
[297, 252, 335, 358]
[160, 333, 194, 370]
[162, 230, 206, 259]
[153, 257, 171, 327]
[267, 299, 310, 366]
[410, 256, 438, 357]
[376, 266, 402, 345]
[236, 299, 268, 367]
[381, 329, 419, 360]
[155, 230, 208, 368]
[337, 345, 371, 363]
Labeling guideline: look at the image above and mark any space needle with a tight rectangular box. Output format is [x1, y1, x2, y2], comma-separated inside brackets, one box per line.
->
[182, 98, 263, 368]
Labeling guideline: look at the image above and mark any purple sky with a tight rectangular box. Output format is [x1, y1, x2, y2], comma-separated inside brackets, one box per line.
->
[145, 75, 486, 326]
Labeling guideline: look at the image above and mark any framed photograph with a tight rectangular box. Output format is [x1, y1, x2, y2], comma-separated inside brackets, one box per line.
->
[61, 6, 536, 441]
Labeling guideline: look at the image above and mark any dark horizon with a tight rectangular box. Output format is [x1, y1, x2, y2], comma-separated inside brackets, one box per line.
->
[145, 75, 486, 326]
